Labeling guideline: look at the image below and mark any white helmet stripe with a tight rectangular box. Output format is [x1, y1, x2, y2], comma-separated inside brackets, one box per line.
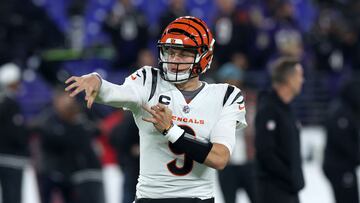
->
[166, 38, 184, 44]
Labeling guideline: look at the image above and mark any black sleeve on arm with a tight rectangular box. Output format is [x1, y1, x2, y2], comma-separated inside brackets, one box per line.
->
[172, 132, 213, 163]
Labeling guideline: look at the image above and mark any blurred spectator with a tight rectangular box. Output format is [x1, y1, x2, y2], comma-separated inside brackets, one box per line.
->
[157, 0, 188, 38]
[36, 88, 105, 203]
[307, 7, 346, 72]
[274, 29, 303, 59]
[255, 57, 305, 203]
[246, 3, 277, 70]
[0, 0, 64, 65]
[212, 0, 254, 65]
[136, 48, 156, 68]
[269, 27, 312, 75]
[268, 1, 306, 65]
[303, 1, 360, 72]
[217, 53, 247, 87]
[0, 0, 65, 86]
[66, 0, 88, 51]
[251, 1, 303, 70]
[273, 1, 298, 28]
[109, 111, 139, 203]
[323, 76, 360, 203]
[344, 2, 360, 71]
[0, 62, 30, 203]
[103, 0, 150, 69]
[216, 54, 257, 203]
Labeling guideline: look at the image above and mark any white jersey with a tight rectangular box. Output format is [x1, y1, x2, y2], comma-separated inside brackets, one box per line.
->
[229, 128, 247, 165]
[95, 66, 247, 199]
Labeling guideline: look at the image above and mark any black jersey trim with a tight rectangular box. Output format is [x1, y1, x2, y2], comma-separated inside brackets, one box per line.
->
[148, 68, 158, 101]
[230, 91, 243, 105]
[223, 85, 235, 106]
[142, 68, 146, 86]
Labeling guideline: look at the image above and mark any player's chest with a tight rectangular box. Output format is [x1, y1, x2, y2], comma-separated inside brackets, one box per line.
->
[148, 87, 222, 140]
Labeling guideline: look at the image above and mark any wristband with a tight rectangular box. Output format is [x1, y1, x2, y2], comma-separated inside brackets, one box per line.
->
[164, 124, 185, 143]
[162, 122, 174, 135]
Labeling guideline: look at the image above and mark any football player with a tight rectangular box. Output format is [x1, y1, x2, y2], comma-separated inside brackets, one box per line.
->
[65, 16, 247, 203]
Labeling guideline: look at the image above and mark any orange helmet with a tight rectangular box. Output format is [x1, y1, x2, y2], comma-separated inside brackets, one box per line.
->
[158, 16, 215, 83]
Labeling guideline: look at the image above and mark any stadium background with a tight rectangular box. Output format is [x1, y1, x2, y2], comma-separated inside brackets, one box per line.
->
[1, 0, 359, 202]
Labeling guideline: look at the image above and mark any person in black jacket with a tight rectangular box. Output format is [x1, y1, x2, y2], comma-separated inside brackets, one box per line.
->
[0, 63, 30, 203]
[255, 57, 305, 203]
[323, 77, 360, 203]
[109, 111, 140, 203]
[37, 88, 105, 203]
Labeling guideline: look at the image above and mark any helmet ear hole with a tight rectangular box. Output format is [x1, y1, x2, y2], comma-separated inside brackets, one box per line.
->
[201, 46, 208, 53]
[193, 64, 202, 74]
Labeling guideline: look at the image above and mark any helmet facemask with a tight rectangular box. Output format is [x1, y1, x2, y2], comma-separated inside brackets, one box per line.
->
[158, 44, 201, 84]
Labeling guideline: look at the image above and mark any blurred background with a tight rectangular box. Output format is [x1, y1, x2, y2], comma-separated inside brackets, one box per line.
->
[0, 0, 359, 203]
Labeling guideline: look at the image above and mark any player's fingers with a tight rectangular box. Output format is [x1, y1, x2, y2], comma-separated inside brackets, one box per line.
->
[142, 104, 157, 117]
[86, 98, 93, 109]
[65, 76, 78, 84]
[152, 106, 164, 116]
[142, 117, 158, 124]
[64, 81, 79, 92]
[69, 86, 84, 97]
[87, 95, 96, 109]
[156, 103, 166, 111]
[151, 105, 158, 111]
[157, 104, 172, 116]
[85, 89, 97, 100]
[152, 106, 168, 120]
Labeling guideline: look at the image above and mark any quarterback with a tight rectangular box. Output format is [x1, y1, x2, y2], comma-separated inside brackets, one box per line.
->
[65, 16, 247, 203]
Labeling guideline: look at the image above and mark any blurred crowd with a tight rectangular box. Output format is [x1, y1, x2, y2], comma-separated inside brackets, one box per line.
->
[0, 0, 359, 203]
[1, 0, 360, 123]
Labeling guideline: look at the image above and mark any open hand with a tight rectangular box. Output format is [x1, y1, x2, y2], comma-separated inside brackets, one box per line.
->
[64, 74, 101, 109]
[142, 103, 173, 133]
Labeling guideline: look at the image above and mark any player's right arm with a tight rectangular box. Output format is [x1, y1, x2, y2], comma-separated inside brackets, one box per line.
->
[65, 69, 146, 110]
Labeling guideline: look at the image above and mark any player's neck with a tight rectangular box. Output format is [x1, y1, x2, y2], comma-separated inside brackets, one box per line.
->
[274, 85, 295, 104]
[175, 77, 202, 91]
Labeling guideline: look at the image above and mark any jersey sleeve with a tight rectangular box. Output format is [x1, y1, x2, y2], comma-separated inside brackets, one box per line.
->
[95, 67, 150, 112]
[210, 86, 247, 154]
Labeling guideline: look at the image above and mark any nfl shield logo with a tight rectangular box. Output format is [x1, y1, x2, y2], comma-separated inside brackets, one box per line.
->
[183, 105, 190, 113]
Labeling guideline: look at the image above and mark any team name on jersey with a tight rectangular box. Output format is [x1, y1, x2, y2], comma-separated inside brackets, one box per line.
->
[172, 115, 205, 125]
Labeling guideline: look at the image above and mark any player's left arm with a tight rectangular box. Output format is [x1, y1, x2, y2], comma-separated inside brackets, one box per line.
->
[205, 87, 247, 169]
[142, 88, 247, 170]
[203, 143, 231, 170]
